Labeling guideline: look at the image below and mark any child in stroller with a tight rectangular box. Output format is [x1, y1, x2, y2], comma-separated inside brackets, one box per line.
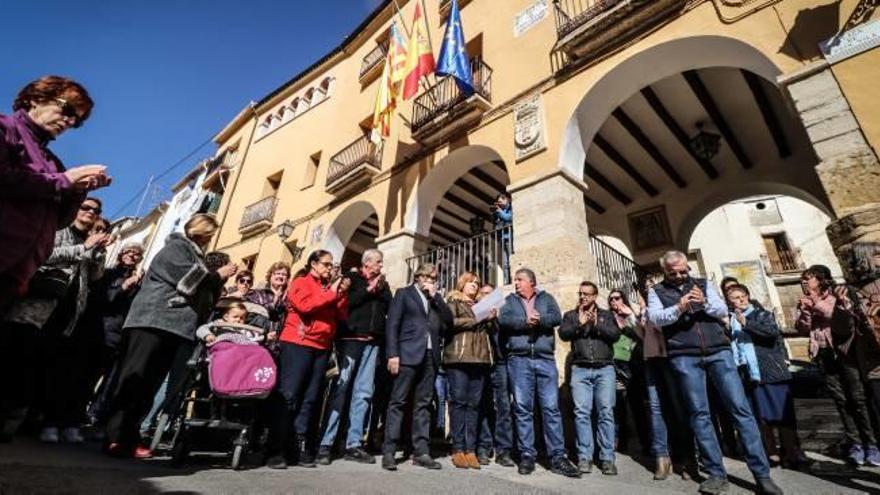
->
[158, 299, 277, 469]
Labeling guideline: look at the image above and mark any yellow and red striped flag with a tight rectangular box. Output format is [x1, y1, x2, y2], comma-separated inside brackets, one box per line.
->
[371, 50, 397, 143]
[402, 2, 436, 100]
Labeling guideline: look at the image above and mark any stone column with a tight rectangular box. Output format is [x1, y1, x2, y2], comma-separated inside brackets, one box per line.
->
[784, 63, 880, 288]
[508, 169, 597, 378]
[376, 229, 431, 290]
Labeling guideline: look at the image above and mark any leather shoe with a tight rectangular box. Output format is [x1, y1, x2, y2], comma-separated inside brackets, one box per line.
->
[550, 455, 581, 478]
[266, 455, 287, 470]
[518, 456, 536, 475]
[412, 454, 442, 469]
[343, 447, 376, 464]
[756, 478, 783, 495]
[496, 451, 515, 467]
[476, 451, 491, 465]
[465, 452, 481, 469]
[451, 451, 469, 468]
[599, 460, 617, 476]
[382, 453, 397, 471]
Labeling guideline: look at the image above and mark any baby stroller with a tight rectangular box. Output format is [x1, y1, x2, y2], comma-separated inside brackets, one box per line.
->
[151, 300, 276, 469]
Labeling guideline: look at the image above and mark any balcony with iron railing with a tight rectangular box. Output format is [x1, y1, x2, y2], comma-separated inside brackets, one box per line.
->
[359, 42, 388, 83]
[590, 235, 647, 301]
[552, 0, 687, 67]
[239, 196, 277, 236]
[410, 57, 492, 144]
[326, 135, 383, 194]
[760, 248, 806, 275]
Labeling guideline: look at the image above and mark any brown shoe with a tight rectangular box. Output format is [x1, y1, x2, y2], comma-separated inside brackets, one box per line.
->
[654, 456, 671, 480]
[465, 452, 481, 469]
[452, 451, 469, 469]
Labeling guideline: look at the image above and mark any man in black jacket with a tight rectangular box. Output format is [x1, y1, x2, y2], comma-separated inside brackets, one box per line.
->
[317, 249, 392, 464]
[382, 263, 453, 471]
[559, 281, 621, 475]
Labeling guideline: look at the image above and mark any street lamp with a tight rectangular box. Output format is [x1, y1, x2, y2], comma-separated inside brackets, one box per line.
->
[689, 122, 721, 161]
[276, 220, 304, 261]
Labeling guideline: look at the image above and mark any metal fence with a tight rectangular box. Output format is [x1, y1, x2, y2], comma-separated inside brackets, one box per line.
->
[589, 234, 647, 301]
[552, 0, 612, 38]
[326, 136, 383, 188]
[405, 225, 512, 294]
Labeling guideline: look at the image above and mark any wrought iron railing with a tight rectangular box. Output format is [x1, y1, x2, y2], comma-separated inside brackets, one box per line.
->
[761, 248, 805, 274]
[239, 196, 277, 232]
[553, 0, 613, 39]
[411, 57, 493, 132]
[406, 225, 513, 294]
[589, 235, 647, 301]
[359, 42, 388, 79]
[326, 136, 383, 188]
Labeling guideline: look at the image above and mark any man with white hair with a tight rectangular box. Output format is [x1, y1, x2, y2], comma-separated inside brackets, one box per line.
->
[317, 249, 392, 465]
[646, 251, 782, 495]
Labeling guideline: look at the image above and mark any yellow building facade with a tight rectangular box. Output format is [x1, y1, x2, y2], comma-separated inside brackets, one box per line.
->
[206, 0, 880, 333]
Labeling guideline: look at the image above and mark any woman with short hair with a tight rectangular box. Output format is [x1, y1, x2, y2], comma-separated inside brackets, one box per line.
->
[103, 214, 238, 458]
[0, 76, 111, 306]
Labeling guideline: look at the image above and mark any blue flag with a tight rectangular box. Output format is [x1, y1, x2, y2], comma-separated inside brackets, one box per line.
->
[436, 0, 474, 96]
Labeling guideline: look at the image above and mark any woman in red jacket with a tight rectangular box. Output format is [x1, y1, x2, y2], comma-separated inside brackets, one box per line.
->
[265, 249, 349, 469]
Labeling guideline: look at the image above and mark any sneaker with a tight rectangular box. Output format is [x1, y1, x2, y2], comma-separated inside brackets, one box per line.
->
[550, 456, 581, 478]
[865, 445, 880, 467]
[343, 447, 376, 464]
[476, 450, 491, 465]
[266, 455, 287, 470]
[599, 460, 617, 475]
[382, 452, 397, 471]
[39, 427, 60, 443]
[316, 447, 331, 465]
[698, 476, 730, 494]
[496, 451, 515, 467]
[518, 456, 536, 475]
[61, 427, 84, 444]
[412, 454, 442, 469]
[756, 477, 784, 495]
[298, 452, 317, 468]
[848, 444, 866, 466]
[578, 459, 593, 474]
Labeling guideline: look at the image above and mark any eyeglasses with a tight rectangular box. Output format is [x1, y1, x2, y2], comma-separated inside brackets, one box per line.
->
[80, 204, 102, 215]
[239, 278, 253, 285]
[609, 295, 623, 301]
[578, 292, 597, 297]
[54, 98, 82, 127]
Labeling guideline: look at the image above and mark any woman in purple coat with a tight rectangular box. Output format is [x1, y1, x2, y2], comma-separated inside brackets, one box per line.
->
[0, 76, 110, 309]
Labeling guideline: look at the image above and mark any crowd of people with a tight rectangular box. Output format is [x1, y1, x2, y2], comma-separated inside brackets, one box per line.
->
[6, 76, 880, 495]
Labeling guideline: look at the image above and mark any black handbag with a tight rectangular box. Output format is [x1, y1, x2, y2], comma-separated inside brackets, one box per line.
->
[27, 267, 71, 299]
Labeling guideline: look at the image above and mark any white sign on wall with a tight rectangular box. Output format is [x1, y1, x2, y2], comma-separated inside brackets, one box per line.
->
[514, 0, 548, 37]
[820, 19, 880, 64]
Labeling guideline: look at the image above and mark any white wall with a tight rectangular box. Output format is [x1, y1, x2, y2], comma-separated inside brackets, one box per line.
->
[142, 172, 210, 268]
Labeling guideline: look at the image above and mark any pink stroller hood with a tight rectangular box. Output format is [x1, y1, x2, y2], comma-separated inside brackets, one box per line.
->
[208, 341, 277, 399]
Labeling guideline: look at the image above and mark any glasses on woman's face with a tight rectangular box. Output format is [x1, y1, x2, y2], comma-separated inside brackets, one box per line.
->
[239, 278, 253, 285]
[610, 295, 622, 301]
[54, 98, 82, 127]
[80, 204, 102, 215]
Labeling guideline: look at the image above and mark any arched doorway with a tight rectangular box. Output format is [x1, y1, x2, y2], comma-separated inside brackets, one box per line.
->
[405, 145, 511, 291]
[557, 35, 834, 287]
[324, 200, 381, 270]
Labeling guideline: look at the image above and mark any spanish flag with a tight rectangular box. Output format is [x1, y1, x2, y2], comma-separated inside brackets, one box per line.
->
[402, 2, 436, 100]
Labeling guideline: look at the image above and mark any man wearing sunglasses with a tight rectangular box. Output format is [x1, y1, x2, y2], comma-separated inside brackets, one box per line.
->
[646, 251, 782, 495]
[0, 76, 111, 310]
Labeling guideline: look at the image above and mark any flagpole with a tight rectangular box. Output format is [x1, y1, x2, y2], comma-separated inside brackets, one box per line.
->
[420, 0, 439, 86]
[391, 0, 412, 38]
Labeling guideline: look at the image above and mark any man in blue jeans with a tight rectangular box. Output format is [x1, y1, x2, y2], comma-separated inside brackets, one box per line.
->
[558, 281, 621, 475]
[476, 283, 516, 467]
[317, 249, 392, 465]
[647, 251, 782, 495]
[498, 268, 579, 478]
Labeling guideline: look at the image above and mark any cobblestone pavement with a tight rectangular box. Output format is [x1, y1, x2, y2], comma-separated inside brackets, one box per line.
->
[1, 438, 879, 494]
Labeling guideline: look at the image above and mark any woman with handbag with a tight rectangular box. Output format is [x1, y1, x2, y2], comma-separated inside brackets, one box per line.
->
[102, 214, 238, 458]
[0, 197, 109, 443]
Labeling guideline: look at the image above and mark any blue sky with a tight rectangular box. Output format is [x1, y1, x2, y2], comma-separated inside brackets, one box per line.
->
[4, 0, 383, 218]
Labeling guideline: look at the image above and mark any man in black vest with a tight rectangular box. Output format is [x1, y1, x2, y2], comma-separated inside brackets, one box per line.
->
[382, 263, 453, 471]
[646, 251, 782, 495]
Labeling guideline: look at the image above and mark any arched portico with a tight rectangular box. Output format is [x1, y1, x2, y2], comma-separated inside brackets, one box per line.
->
[323, 200, 381, 262]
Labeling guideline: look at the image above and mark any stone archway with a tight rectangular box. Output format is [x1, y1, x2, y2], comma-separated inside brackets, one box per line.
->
[323, 200, 381, 261]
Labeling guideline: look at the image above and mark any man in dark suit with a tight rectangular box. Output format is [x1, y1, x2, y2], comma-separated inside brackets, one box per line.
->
[382, 263, 453, 471]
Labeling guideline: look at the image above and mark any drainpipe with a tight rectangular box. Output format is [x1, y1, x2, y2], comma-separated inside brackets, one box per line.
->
[210, 101, 260, 252]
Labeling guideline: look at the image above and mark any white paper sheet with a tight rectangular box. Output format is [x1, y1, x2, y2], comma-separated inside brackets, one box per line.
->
[472, 288, 505, 322]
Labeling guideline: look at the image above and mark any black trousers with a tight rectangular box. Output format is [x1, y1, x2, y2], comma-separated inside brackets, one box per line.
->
[104, 327, 188, 447]
[818, 348, 876, 445]
[266, 342, 330, 456]
[383, 350, 436, 457]
[0, 322, 39, 434]
[41, 329, 96, 428]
